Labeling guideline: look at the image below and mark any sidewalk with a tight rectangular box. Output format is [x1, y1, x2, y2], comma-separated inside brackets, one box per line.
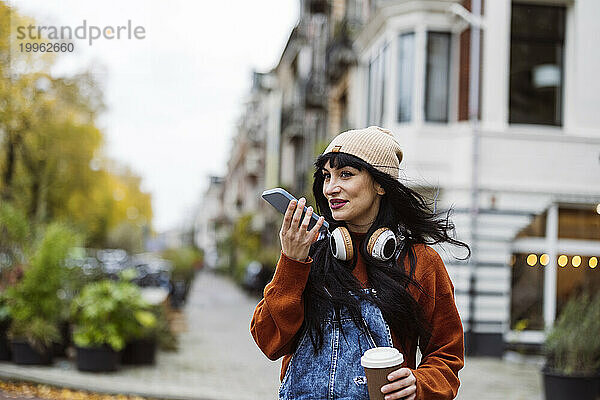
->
[458, 357, 542, 400]
[0, 271, 543, 399]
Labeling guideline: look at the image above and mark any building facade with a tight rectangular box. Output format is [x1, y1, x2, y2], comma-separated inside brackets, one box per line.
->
[205, 0, 600, 357]
[347, 0, 600, 355]
[194, 176, 224, 269]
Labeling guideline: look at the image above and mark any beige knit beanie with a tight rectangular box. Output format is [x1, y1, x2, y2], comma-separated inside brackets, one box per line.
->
[322, 126, 403, 179]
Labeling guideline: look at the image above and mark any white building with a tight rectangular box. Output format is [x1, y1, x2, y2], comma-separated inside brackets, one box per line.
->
[213, 0, 600, 356]
[194, 176, 224, 269]
[346, 0, 600, 355]
[197, 72, 282, 268]
[275, 2, 330, 196]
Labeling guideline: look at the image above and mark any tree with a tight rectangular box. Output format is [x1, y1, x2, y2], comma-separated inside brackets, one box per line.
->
[0, 2, 153, 250]
[0, 2, 56, 202]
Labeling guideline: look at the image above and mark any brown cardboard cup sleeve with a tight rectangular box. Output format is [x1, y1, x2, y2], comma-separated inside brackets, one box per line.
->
[360, 347, 404, 400]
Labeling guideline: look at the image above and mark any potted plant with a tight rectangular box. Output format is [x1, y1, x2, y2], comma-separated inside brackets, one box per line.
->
[0, 202, 30, 361]
[543, 291, 600, 400]
[53, 251, 96, 358]
[4, 223, 79, 365]
[7, 318, 59, 365]
[117, 268, 158, 365]
[71, 273, 156, 371]
[162, 246, 201, 308]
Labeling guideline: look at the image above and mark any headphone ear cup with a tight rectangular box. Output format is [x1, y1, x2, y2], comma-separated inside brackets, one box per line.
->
[330, 226, 353, 261]
[367, 227, 397, 261]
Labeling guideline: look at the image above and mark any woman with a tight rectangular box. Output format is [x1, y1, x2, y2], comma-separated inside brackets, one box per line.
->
[251, 126, 469, 400]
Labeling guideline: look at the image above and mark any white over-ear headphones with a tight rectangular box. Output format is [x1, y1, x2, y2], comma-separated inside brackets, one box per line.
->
[329, 226, 398, 261]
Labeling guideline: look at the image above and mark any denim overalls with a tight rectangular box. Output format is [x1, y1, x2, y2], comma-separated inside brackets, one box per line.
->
[279, 288, 394, 400]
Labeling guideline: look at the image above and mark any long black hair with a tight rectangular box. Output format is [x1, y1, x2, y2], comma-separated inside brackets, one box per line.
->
[302, 152, 470, 353]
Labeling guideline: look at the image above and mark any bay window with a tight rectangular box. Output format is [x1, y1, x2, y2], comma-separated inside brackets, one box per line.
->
[396, 32, 415, 123]
[509, 4, 566, 126]
[367, 43, 389, 126]
[425, 32, 451, 122]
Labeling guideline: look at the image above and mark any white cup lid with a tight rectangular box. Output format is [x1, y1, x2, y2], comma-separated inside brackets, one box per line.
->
[360, 347, 404, 368]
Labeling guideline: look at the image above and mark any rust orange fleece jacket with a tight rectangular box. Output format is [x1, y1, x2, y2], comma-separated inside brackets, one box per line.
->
[250, 231, 464, 400]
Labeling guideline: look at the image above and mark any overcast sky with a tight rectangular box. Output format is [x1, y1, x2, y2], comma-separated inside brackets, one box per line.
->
[11, 0, 299, 232]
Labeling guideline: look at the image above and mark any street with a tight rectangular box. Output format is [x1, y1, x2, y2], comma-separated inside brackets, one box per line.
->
[0, 271, 543, 399]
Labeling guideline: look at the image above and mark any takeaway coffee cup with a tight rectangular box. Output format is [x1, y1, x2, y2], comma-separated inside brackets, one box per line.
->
[361, 347, 404, 400]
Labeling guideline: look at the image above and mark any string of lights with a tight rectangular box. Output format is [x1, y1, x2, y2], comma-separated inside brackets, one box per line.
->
[517, 253, 598, 268]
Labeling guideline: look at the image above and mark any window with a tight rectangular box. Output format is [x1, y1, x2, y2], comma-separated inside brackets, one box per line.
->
[510, 204, 600, 331]
[556, 254, 600, 316]
[367, 59, 374, 124]
[397, 32, 415, 123]
[517, 206, 600, 240]
[425, 32, 451, 122]
[367, 43, 389, 125]
[510, 253, 545, 331]
[558, 207, 600, 241]
[510, 252, 600, 331]
[516, 211, 547, 238]
[509, 4, 566, 125]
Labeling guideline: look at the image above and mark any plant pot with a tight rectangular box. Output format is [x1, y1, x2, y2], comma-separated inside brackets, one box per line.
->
[0, 320, 11, 360]
[52, 341, 66, 358]
[10, 340, 52, 365]
[75, 345, 120, 372]
[542, 367, 599, 400]
[121, 338, 156, 365]
[0, 333, 10, 361]
[52, 322, 71, 358]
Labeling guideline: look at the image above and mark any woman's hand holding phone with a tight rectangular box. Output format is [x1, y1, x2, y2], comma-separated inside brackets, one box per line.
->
[279, 197, 325, 262]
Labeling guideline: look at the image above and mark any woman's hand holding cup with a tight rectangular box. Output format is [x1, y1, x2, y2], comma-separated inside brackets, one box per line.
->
[380, 368, 417, 400]
[279, 197, 324, 262]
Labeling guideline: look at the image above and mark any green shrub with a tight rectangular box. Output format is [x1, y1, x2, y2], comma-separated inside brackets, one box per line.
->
[0, 202, 30, 279]
[70, 277, 156, 351]
[229, 213, 261, 283]
[153, 305, 178, 351]
[215, 232, 233, 275]
[4, 223, 80, 350]
[545, 291, 600, 375]
[0, 293, 9, 326]
[162, 246, 202, 283]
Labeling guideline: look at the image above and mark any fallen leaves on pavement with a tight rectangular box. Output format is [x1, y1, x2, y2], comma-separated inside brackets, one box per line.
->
[0, 381, 158, 400]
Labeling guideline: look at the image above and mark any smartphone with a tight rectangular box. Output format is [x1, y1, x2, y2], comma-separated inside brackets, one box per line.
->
[262, 188, 329, 232]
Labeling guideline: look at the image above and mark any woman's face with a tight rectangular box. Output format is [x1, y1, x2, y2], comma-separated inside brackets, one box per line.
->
[321, 160, 385, 232]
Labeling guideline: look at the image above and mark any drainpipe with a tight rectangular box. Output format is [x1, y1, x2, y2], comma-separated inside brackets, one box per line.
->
[449, 0, 483, 356]
[468, 0, 482, 357]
